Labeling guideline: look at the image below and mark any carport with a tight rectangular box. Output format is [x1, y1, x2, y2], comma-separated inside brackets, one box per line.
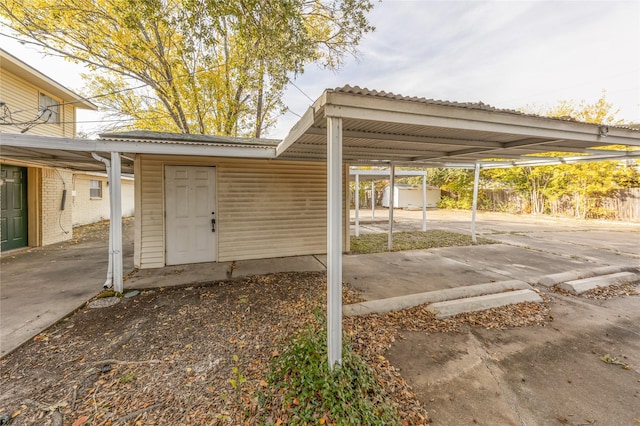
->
[276, 85, 640, 366]
[3, 85, 640, 368]
[350, 168, 430, 237]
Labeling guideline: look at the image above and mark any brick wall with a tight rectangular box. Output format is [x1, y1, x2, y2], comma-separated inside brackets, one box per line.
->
[41, 168, 73, 245]
[72, 174, 135, 226]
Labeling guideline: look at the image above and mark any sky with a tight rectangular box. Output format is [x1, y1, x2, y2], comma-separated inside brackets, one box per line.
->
[2, 0, 639, 139]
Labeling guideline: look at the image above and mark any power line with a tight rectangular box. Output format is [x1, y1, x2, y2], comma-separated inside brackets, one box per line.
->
[289, 80, 315, 103]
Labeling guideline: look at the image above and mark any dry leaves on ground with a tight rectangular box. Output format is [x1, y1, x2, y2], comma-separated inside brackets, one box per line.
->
[552, 282, 640, 299]
[0, 272, 429, 425]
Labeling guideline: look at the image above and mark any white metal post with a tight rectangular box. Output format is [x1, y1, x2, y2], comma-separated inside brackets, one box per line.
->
[110, 152, 124, 293]
[371, 180, 375, 220]
[91, 152, 113, 288]
[422, 171, 427, 232]
[327, 116, 343, 368]
[471, 163, 481, 245]
[355, 172, 360, 237]
[388, 164, 395, 251]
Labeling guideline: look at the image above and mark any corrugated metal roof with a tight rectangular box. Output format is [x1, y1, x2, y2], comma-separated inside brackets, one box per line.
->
[276, 85, 640, 165]
[328, 85, 638, 131]
[100, 130, 280, 148]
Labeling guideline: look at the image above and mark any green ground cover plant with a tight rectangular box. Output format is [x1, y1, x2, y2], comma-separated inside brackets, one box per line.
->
[258, 311, 401, 425]
[350, 230, 494, 254]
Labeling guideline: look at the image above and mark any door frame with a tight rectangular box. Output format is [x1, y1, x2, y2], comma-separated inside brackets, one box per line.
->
[0, 164, 28, 251]
[164, 164, 218, 265]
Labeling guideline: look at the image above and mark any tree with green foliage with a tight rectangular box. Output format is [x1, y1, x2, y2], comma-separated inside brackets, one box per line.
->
[0, 0, 374, 137]
[482, 93, 639, 217]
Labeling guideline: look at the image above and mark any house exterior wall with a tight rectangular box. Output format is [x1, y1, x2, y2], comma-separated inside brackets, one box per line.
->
[135, 154, 348, 269]
[71, 174, 135, 226]
[40, 168, 73, 245]
[0, 68, 76, 137]
[1, 56, 112, 251]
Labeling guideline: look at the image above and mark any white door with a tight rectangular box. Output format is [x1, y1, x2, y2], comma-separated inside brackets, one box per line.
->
[165, 166, 217, 265]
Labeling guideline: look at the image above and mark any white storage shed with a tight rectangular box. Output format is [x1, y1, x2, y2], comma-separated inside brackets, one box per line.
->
[382, 184, 441, 208]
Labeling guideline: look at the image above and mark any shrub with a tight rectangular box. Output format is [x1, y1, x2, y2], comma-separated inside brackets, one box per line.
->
[258, 312, 401, 425]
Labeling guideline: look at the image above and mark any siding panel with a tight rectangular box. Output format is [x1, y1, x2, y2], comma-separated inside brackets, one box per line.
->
[137, 154, 345, 268]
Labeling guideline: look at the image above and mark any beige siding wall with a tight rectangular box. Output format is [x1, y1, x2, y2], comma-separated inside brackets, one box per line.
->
[72, 174, 135, 226]
[135, 154, 347, 269]
[0, 68, 75, 137]
[41, 168, 73, 245]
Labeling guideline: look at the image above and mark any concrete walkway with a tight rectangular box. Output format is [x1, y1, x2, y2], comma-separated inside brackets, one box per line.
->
[2, 210, 639, 357]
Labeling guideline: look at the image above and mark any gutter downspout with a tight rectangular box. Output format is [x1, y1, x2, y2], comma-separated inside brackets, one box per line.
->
[92, 152, 113, 288]
[91, 152, 123, 294]
[109, 152, 123, 294]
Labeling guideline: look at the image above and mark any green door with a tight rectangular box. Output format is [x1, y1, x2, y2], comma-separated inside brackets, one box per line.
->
[1, 165, 28, 251]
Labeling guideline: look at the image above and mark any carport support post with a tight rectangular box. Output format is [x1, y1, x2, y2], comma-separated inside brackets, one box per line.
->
[327, 116, 343, 368]
[355, 172, 360, 237]
[388, 164, 395, 251]
[110, 152, 124, 293]
[371, 180, 375, 220]
[422, 171, 427, 232]
[471, 162, 480, 244]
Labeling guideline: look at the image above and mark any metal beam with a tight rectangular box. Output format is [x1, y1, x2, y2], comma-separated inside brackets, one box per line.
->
[471, 163, 481, 244]
[326, 116, 343, 369]
[1, 133, 276, 158]
[277, 107, 317, 156]
[388, 164, 395, 251]
[354, 172, 360, 237]
[305, 126, 504, 148]
[371, 179, 375, 220]
[422, 172, 427, 232]
[321, 104, 640, 147]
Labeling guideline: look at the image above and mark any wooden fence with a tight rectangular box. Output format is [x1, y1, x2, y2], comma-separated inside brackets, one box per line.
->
[482, 188, 640, 221]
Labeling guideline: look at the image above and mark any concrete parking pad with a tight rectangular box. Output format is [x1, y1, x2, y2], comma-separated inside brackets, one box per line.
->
[388, 295, 640, 425]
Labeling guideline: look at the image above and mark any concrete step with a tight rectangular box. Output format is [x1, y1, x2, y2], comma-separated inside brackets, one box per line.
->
[557, 271, 640, 295]
[343, 280, 532, 316]
[427, 289, 543, 319]
[538, 265, 640, 287]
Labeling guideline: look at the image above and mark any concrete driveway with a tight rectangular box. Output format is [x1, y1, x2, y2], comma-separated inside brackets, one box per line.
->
[347, 209, 640, 300]
[387, 291, 640, 425]
[349, 209, 640, 425]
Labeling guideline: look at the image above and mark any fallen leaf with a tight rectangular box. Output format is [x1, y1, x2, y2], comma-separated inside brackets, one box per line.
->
[275, 419, 283, 426]
[72, 416, 89, 426]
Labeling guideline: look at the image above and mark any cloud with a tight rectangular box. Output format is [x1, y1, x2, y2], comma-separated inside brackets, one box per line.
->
[272, 0, 640, 138]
